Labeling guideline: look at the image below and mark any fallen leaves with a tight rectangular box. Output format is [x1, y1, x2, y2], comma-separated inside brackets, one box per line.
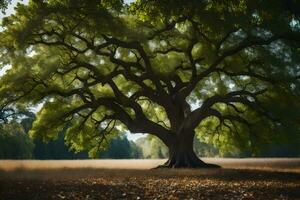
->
[0, 168, 299, 200]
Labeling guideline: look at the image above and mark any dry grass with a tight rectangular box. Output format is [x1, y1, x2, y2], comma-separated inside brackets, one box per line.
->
[0, 159, 299, 200]
[1, 158, 299, 173]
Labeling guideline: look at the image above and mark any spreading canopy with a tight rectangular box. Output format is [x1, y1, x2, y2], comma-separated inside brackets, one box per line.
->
[0, 0, 300, 157]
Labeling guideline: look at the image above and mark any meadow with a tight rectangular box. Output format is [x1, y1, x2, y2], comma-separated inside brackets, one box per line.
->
[0, 158, 299, 200]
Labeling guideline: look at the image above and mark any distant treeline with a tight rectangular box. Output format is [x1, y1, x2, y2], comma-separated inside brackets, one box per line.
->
[0, 113, 299, 159]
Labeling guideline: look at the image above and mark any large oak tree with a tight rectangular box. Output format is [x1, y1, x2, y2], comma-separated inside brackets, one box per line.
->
[0, 0, 300, 167]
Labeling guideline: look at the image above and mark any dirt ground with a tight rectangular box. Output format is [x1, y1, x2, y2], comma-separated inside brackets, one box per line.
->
[0, 159, 299, 200]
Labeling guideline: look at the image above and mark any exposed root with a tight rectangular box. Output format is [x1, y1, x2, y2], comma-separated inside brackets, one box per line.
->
[154, 162, 221, 169]
[154, 154, 221, 169]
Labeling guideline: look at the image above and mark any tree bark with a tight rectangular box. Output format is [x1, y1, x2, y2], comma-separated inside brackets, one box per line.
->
[157, 132, 220, 168]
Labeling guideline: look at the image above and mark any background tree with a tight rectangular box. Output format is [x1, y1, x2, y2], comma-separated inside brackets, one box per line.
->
[100, 135, 141, 159]
[0, 106, 35, 159]
[0, 0, 299, 168]
[136, 136, 169, 159]
[0, 108, 141, 159]
[0, 120, 34, 159]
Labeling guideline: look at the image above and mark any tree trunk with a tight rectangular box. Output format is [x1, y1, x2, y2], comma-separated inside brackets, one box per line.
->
[157, 132, 220, 168]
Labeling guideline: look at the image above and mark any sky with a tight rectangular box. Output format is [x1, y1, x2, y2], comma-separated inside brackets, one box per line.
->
[0, 0, 145, 141]
[0, 0, 28, 18]
[0, 0, 135, 18]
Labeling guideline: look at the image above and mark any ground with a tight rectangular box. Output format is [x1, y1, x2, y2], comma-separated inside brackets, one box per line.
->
[0, 159, 299, 200]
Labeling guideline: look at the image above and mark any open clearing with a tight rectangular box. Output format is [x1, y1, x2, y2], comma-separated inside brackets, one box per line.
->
[0, 158, 299, 200]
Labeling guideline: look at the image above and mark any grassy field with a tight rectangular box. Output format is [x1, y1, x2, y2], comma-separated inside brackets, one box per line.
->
[0, 158, 299, 200]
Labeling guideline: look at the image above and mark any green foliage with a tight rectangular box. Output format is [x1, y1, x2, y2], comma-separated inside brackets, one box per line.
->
[135, 136, 168, 159]
[0, 110, 143, 159]
[0, 121, 34, 159]
[33, 132, 88, 160]
[0, 0, 299, 158]
[193, 137, 219, 157]
[0, 109, 298, 159]
[0, 0, 11, 14]
[100, 135, 141, 158]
